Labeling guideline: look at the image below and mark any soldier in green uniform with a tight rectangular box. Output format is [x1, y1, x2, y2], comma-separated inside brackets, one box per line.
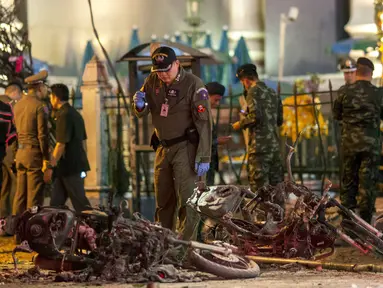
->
[335, 59, 357, 193]
[132, 46, 212, 240]
[333, 57, 383, 224]
[232, 64, 283, 192]
[12, 70, 51, 216]
[205, 82, 231, 186]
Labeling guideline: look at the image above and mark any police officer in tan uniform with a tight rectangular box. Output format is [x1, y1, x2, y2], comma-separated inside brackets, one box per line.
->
[12, 70, 51, 216]
[132, 46, 212, 240]
[339, 58, 357, 85]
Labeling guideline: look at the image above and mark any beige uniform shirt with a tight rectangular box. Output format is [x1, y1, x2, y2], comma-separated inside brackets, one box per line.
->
[133, 67, 212, 163]
[13, 94, 50, 161]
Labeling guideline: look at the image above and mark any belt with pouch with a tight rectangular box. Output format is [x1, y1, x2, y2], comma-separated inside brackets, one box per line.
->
[159, 134, 188, 148]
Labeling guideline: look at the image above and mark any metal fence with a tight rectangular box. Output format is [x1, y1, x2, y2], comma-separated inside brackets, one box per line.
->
[212, 81, 340, 193]
[68, 81, 342, 198]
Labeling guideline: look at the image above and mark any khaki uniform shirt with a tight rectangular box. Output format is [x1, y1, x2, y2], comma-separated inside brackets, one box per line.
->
[133, 67, 212, 163]
[13, 93, 50, 161]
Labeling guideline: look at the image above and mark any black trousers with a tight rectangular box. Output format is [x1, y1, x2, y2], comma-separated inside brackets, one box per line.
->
[50, 173, 91, 212]
[0, 163, 15, 218]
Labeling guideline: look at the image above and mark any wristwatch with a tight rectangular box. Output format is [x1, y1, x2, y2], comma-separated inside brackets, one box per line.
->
[46, 163, 54, 170]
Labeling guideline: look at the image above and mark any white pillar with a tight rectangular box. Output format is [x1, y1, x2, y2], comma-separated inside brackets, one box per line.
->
[81, 55, 111, 200]
[345, 0, 376, 38]
[226, 0, 265, 69]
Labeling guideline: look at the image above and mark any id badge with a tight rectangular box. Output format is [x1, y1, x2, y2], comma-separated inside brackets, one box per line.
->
[160, 103, 169, 117]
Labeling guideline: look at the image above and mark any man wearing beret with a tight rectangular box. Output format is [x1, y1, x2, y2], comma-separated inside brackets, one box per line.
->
[333, 57, 383, 223]
[12, 70, 51, 218]
[232, 64, 283, 193]
[132, 46, 212, 240]
[205, 82, 231, 185]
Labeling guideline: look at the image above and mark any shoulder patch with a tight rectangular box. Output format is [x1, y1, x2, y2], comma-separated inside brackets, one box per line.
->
[197, 104, 206, 113]
[197, 87, 209, 100]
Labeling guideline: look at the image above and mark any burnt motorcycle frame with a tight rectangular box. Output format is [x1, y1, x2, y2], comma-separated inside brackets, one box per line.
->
[188, 133, 383, 260]
[10, 204, 261, 279]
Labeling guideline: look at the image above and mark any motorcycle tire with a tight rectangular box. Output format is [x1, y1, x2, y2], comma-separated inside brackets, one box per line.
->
[189, 250, 260, 279]
[341, 219, 383, 257]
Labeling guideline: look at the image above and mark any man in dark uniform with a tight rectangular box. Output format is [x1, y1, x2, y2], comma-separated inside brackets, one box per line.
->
[43, 84, 91, 212]
[205, 82, 231, 185]
[333, 57, 383, 224]
[0, 82, 23, 218]
[0, 97, 17, 221]
[339, 58, 357, 85]
[232, 64, 283, 192]
[12, 70, 51, 216]
[132, 46, 212, 240]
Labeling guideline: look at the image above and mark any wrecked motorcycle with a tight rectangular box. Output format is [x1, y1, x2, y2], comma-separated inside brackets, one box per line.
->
[188, 135, 383, 260]
[3, 203, 260, 280]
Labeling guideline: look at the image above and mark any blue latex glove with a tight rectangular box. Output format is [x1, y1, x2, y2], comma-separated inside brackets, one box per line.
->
[195, 162, 210, 176]
[133, 91, 146, 110]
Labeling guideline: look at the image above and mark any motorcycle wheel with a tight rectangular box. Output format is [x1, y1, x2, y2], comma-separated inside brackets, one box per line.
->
[189, 250, 260, 279]
[341, 219, 383, 257]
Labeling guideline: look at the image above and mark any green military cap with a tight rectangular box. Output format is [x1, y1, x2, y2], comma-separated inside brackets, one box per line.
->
[24, 70, 48, 85]
[236, 63, 258, 79]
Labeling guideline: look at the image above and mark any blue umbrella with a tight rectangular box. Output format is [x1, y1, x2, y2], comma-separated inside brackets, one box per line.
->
[217, 25, 229, 83]
[232, 36, 252, 83]
[129, 26, 140, 50]
[201, 32, 217, 83]
[75, 40, 95, 108]
[174, 31, 182, 43]
[117, 26, 141, 77]
[186, 34, 193, 47]
[32, 58, 50, 74]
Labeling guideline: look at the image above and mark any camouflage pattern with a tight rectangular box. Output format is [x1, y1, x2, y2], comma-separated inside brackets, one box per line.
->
[206, 122, 218, 186]
[248, 151, 283, 191]
[333, 80, 383, 223]
[240, 81, 283, 192]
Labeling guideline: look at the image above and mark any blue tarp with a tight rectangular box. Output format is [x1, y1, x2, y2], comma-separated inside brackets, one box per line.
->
[201, 33, 218, 83]
[75, 40, 95, 108]
[129, 27, 140, 50]
[217, 27, 229, 83]
[232, 36, 252, 84]
[331, 37, 377, 55]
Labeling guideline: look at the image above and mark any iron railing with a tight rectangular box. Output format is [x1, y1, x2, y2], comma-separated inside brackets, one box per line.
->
[68, 80, 344, 200]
